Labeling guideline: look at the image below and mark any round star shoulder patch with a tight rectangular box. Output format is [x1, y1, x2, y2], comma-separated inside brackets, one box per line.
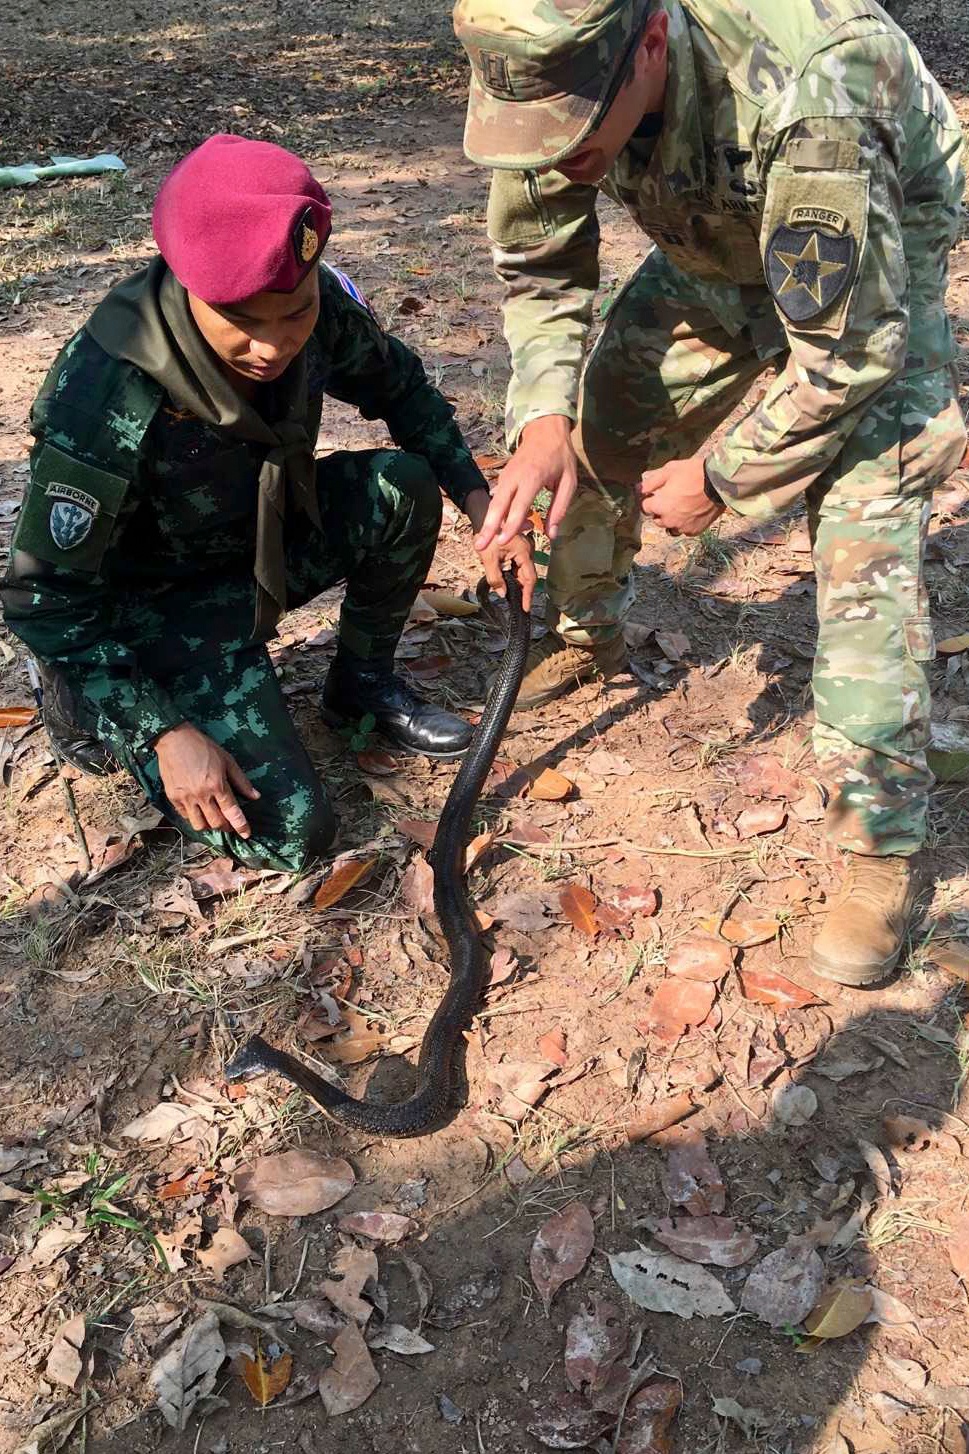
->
[765, 219, 856, 325]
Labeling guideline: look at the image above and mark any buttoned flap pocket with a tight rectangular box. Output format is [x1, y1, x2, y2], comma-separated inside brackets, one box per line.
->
[761, 163, 870, 339]
[12, 443, 129, 574]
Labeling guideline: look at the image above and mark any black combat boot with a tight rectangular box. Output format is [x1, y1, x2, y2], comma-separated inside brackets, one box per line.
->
[37, 664, 119, 777]
[321, 651, 473, 760]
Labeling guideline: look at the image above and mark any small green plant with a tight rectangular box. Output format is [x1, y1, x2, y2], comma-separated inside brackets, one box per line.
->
[33, 1153, 169, 1269]
[344, 711, 377, 753]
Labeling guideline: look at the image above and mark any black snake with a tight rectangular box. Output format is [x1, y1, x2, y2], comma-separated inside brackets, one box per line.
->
[224, 573, 530, 1136]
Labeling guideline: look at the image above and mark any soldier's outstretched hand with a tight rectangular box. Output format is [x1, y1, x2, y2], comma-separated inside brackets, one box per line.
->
[154, 723, 261, 840]
[473, 415, 578, 551]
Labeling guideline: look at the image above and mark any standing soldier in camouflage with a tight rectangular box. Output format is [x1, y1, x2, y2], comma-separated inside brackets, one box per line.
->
[452, 0, 966, 985]
[2, 135, 534, 873]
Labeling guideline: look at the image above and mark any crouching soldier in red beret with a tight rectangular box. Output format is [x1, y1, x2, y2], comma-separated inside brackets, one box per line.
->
[2, 135, 534, 871]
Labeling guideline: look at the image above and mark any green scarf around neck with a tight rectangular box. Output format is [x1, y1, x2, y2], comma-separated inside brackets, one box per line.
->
[86, 256, 322, 637]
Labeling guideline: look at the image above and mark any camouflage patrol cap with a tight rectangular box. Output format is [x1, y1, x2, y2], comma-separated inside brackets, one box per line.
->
[453, 0, 650, 170]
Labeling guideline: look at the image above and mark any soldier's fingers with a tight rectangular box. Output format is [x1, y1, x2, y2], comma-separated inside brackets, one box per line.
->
[214, 789, 252, 839]
[480, 545, 506, 597]
[514, 547, 538, 612]
[544, 469, 577, 540]
[475, 477, 520, 551]
[638, 466, 670, 497]
[226, 755, 261, 801]
[180, 799, 208, 834]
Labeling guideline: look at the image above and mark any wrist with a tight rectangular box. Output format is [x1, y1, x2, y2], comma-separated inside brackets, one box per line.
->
[519, 414, 573, 448]
[464, 487, 490, 533]
[701, 461, 722, 506]
[154, 721, 192, 752]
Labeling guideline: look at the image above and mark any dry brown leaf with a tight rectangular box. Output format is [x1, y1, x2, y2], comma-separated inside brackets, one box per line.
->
[355, 749, 398, 776]
[527, 1394, 613, 1450]
[235, 1150, 354, 1216]
[937, 633, 969, 654]
[649, 1215, 758, 1268]
[734, 754, 804, 800]
[738, 966, 822, 1010]
[318, 1323, 380, 1416]
[239, 1341, 293, 1406]
[313, 857, 378, 910]
[698, 911, 780, 947]
[559, 883, 599, 936]
[667, 934, 735, 981]
[397, 817, 438, 850]
[772, 1083, 818, 1126]
[607, 1248, 735, 1319]
[662, 1131, 726, 1215]
[418, 589, 479, 617]
[741, 1242, 824, 1327]
[529, 767, 574, 801]
[616, 1378, 682, 1454]
[537, 1027, 568, 1067]
[149, 1311, 225, 1431]
[611, 884, 659, 917]
[488, 946, 519, 988]
[564, 1297, 628, 1398]
[882, 1114, 934, 1152]
[119, 1102, 206, 1144]
[736, 802, 788, 838]
[464, 831, 496, 873]
[930, 943, 969, 984]
[803, 1282, 874, 1342]
[326, 1030, 417, 1065]
[44, 1314, 86, 1392]
[197, 1227, 255, 1281]
[187, 857, 250, 900]
[0, 705, 36, 727]
[400, 852, 435, 917]
[625, 1093, 696, 1144]
[655, 629, 691, 661]
[530, 1202, 595, 1314]
[502, 819, 552, 846]
[322, 1245, 379, 1323]
[336, 1211, 419, 1244]
[640, 977, 716, 1041]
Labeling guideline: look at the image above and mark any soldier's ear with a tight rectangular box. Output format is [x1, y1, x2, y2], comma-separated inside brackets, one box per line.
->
[638, 8, 669, 73]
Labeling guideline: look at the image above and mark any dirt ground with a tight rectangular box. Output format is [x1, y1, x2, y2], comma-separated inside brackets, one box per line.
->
[1, 1, 968, 1451]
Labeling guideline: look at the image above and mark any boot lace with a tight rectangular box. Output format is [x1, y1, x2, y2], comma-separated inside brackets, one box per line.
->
[843, 856, 909, 914]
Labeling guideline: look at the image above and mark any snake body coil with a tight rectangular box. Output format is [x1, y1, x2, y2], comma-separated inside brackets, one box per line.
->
[224, 574, 530, 1136]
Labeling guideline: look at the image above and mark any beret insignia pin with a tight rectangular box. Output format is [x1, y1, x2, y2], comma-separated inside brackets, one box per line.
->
[293, 206, 320, 265]
[766, 220, 855, 324]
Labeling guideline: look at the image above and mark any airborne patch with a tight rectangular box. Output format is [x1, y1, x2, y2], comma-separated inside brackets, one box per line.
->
[765, 221, 856, 325]
[45, 481, 100, 551]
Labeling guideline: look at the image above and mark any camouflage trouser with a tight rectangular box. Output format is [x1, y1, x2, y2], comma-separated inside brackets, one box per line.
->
[553, 248, 966, 856]
[108, 448, 442, 871]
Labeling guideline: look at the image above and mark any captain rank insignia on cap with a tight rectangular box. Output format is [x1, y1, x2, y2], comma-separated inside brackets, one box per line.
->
[766, 206, 856, 325]
[45, 482, 100, 551]
[293, 205, 320, 266]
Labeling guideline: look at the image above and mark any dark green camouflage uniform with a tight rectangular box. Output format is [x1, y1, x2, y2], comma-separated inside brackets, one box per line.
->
[2, 265, 485, 870]
[474, 0, 967, 857]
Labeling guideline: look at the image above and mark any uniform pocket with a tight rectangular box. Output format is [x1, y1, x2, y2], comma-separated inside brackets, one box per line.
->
[904, 617, 935, 662]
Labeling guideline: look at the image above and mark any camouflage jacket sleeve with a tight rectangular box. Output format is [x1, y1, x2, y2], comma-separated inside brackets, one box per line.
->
[1, 332, 184, 755]
[705, 109, 915, 518]
[316, 270, 488, 512]
[487, 168, 600, 448]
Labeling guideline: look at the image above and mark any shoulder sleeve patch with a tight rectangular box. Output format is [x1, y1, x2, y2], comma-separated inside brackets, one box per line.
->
[11, 443, 130, 574]
[761, 162, 869, 336]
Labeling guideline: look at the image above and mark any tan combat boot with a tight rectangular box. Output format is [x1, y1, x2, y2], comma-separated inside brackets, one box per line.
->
[811, 854, 919, 987]
[512, 632, 629, 711]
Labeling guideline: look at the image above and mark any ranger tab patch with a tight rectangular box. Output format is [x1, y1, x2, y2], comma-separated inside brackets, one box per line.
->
[766, 218, 856, 325]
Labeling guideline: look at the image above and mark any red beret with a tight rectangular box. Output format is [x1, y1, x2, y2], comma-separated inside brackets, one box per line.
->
[152, 134, 333, 305]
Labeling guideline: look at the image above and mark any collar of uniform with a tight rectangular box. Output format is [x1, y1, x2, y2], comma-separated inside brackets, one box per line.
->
[657, 0, 705, 197]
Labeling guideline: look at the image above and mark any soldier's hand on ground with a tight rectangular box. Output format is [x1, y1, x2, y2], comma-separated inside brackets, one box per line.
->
[473, 414, 578, 551]
[466, 489, 537, 610]
[638, 456, 724, 537]
[154, 723, 261, 839]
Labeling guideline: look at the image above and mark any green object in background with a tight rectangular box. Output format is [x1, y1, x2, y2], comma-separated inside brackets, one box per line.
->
[927, 721, 969, 783]
[0, 153, 126, 189]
